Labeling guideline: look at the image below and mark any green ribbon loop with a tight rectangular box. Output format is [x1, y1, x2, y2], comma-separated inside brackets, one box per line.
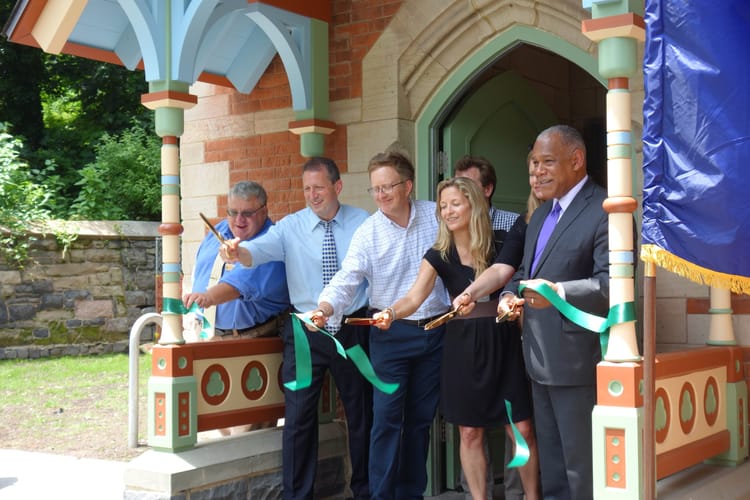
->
[345, 345, 399, 394]
[504, 399, 530, 468]
[162, 297, 212, 339]
[285, 314, 399, 395]
[517, 283, 636, 358]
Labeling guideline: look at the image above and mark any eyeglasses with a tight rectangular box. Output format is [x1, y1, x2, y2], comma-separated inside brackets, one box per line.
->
[367, 181, 405, 197]
[227, 204, 266, 219]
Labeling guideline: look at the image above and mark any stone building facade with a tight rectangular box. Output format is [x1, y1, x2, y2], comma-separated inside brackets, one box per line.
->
[179, 0, 750, 350]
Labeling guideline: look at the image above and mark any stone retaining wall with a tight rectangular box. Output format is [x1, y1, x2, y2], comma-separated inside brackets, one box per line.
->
[0, 340, 130, 360]
[0, 221, 160, 359]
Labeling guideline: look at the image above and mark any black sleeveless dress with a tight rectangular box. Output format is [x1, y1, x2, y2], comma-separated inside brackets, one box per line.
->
[424, 217, 531, 427]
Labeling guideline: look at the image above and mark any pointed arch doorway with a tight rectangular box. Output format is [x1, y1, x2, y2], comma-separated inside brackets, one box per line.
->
[415, 26, 607, 202]
[440, 68, 557, 213]
[414, 26, 607, 493]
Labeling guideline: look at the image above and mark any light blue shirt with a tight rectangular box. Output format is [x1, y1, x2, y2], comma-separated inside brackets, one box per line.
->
[320, 199, 450, 325]
[192, 218, 290, 330]
[241, 204, 369, 315]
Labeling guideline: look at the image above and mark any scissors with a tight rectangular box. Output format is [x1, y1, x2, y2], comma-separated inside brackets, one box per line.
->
[496, 302, 519, 323]
[199, 212, 226, 244]
[344, 317, 379, 326]
[423, 307, 460, 330]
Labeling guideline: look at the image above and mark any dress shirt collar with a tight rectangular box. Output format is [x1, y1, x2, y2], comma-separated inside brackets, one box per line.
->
[377, 199, 416, 229]
[555, 175, 589, 216]
[303, 205, 344, 232]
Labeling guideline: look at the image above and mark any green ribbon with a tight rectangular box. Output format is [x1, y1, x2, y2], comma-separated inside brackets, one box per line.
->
[162, 297, 212, 339]
[286, 313, 399, 394]
[346, 344, 400, 394]
[295, 313, 347, 357]
[505, 399, 530, 468]
[517, 282, 636, 358]
[285, 314, 314, 390]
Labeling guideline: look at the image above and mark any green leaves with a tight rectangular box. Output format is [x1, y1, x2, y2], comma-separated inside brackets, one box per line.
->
[0, 126, 51, 268]
[0, 28, 150, 217]
[70, 120, 161, 221]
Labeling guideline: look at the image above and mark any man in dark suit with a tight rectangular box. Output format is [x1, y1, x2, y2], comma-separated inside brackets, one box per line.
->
[499, 125, 609, 500]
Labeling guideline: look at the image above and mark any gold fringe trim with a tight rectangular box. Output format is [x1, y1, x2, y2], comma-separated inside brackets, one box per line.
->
[641, 244, 750, 295]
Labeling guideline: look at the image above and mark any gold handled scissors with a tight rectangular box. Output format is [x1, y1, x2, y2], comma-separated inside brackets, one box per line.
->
[344, 317, 379, 326]
[199, 212, 226, 244]
[495, 302, 518, 323]
[424, 308, 459, 330]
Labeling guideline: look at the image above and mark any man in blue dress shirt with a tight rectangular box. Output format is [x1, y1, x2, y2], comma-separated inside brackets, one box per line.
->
[183, 181, 290, 340]
[222, 158, 372, 500]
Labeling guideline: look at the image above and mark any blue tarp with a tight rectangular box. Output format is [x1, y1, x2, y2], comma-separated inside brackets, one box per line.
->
[642, 0, 750, 291]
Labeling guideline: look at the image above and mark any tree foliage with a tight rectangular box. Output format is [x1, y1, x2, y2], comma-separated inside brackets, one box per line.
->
[0, 125, 51, 267]
[71, 120, 161, 221]
[0, 0, 156, 219]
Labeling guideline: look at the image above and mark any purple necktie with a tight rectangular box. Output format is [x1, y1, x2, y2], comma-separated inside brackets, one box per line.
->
[530, 201, 561, 275]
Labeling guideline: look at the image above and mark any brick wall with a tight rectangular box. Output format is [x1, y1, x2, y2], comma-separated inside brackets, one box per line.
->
[181, 1, 403, 277]
[330, 0, 402, 100]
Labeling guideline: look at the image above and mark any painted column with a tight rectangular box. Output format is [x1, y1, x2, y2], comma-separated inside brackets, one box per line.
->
[708, 286, 736, 345]
[146, 340, 197, 451]
[706, 347, 748, 467]
[142, 85, 198, 450]
[593, 362, 644, 499]
[141, 86, 197, 345]
[582, 2, 645, 498]
[288, 18, 334, 156]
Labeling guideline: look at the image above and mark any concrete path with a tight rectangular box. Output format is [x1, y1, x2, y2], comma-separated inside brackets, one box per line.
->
[0, 446, 473, 499]
[0, 449, 125, 500]
[3, 446, 750, 499]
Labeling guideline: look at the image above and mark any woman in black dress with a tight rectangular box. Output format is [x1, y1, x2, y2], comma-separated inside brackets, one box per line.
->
[372, 177, 539, 500]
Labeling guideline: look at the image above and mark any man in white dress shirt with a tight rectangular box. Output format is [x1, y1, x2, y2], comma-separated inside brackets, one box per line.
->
[310, 151, 450, 500]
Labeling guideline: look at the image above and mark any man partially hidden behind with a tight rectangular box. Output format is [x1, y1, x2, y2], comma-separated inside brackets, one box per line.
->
[454, 155, 518, 235]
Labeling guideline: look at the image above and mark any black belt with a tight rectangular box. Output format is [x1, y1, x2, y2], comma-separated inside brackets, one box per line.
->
[396, 312, 448, 328]
[215, 326, 255, 336]
[214, 315, 281, 337]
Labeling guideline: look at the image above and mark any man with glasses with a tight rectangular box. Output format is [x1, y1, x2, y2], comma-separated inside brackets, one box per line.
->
[309, 151, 451, 499]
[183, 181, 290, 342]
[220, 158, 372, 500]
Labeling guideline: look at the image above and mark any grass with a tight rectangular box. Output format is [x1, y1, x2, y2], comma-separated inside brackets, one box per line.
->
[0, 352, 152, 460]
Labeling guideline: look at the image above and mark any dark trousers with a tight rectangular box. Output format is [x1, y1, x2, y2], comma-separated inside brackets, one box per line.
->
[281, 310, 373, 500]
[368, 320, 445, 500]
[531, 380, 596, 500]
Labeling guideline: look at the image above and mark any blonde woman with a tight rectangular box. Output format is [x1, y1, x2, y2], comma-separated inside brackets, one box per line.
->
[373, 177, 538, 500]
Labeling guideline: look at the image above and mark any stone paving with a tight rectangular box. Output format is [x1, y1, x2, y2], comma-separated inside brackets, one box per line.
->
[0, 449, 125, 499]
